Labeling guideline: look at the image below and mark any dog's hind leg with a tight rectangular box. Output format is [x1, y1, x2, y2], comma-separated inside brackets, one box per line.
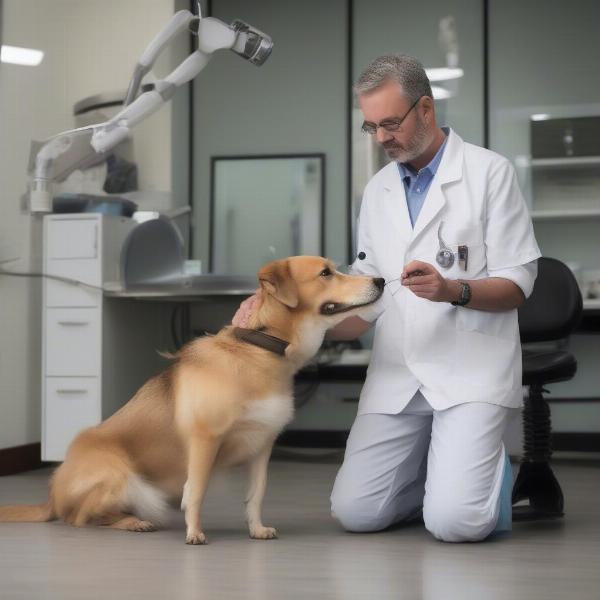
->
[99, 513, 157, 532]
[65, 475, 167, 531]
[53, 439, 167, 531]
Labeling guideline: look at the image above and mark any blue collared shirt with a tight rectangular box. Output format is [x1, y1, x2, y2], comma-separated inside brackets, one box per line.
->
[397, 127, 449, 227]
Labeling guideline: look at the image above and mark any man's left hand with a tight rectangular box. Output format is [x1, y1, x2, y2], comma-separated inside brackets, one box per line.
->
[401, 260, 457, 303]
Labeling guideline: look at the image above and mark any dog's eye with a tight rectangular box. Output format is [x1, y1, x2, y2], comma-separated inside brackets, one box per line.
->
[319, 268, 332, 277]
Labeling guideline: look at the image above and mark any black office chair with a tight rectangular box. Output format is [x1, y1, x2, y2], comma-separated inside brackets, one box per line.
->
[512, 256, 583, 520]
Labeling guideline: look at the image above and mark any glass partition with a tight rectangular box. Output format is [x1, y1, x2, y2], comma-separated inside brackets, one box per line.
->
[210, 154, 324, 275]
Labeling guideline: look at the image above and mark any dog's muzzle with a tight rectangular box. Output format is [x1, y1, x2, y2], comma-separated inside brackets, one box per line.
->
[320, 278, 385, 315]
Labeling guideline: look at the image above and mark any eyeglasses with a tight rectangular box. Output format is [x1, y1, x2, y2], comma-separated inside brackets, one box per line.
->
[361, 96, 422, 135]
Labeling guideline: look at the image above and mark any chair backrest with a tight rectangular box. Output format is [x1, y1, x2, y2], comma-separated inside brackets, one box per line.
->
[518, 257, 583, 343]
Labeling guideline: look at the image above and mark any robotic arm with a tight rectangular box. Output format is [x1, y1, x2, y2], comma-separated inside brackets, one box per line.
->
[29, 9, 273, 213]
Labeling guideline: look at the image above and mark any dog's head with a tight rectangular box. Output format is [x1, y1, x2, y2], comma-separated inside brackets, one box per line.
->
[258, 256, 384, 321]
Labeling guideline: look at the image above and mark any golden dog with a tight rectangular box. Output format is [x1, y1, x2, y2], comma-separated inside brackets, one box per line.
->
[0, 256, 384, 544]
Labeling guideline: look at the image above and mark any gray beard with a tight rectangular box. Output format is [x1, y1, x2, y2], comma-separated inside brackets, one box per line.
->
[384, 117, 432, 164]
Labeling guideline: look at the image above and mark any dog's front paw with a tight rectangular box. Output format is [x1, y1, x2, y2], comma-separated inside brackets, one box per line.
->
[250, 526, 278, 540]
[186, 531, 207, 545]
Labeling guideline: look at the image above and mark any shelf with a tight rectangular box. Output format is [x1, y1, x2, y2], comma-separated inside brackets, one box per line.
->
[530, 156, 600, 168]
[531, 208, 600, 220]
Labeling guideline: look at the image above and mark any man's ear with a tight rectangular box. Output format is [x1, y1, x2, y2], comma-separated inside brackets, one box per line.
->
[258, 259, 298, 308]
[421, 95, 433, 122]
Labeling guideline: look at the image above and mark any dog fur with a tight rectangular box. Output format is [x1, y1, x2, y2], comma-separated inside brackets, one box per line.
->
[0, 256, 383, 544]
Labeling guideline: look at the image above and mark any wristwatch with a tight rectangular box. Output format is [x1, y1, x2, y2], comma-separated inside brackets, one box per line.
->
[451, 281, 472, 306]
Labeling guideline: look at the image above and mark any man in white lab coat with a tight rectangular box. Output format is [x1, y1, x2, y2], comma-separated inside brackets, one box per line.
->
[234, 54, 541, 542]
[327, 55, 541, 542]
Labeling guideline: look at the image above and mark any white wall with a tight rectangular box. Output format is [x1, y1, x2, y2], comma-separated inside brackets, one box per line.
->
[0, 0, 182, 450]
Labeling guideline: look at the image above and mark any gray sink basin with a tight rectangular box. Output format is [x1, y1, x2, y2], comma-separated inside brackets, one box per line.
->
[114, 274, 258, 298]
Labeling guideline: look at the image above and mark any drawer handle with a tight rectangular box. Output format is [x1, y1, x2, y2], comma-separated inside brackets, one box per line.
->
[56, 388, 88, 394]
[57, 320, 90, 326]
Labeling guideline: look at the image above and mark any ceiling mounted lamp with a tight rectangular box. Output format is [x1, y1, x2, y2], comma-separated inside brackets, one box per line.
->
[1, 44, 44, 66]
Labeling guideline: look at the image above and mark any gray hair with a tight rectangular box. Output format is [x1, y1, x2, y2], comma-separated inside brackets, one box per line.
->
[354, 55, 432, 102]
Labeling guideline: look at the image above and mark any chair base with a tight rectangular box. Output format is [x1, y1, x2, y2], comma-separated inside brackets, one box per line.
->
[512, 461, 564, 521]
[512, 505, 564, 521]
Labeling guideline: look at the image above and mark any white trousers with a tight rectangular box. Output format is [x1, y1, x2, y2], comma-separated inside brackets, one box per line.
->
[330, 391, 515, 542]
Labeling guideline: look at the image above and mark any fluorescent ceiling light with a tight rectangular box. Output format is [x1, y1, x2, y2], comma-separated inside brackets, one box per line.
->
[531, 113, 551, 121]
[426, 67, 464, 82]
[1, 45, 44, 66]
[431, 86, 452, 100]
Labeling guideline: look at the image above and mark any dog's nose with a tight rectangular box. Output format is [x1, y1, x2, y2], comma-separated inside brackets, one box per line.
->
[373, 277, 385, 291]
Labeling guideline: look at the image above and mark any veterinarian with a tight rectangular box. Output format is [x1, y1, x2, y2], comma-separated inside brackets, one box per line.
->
[234, 54, 541, 542]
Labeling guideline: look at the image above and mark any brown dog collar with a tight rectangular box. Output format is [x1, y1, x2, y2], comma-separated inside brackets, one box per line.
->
[232, 327, 289, 357]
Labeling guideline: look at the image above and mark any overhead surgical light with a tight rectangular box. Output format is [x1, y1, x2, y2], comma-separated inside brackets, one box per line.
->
[0, 45, 44, 66]
[28, 8, 273, 213]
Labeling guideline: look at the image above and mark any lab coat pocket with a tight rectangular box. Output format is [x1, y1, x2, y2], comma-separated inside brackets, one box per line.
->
[453, 328, 521, 391]
[456, 305, 519, 342]
[443, 241, 486, 280]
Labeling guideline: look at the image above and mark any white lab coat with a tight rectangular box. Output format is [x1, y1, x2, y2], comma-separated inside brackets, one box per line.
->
[352, 128, 541, 414]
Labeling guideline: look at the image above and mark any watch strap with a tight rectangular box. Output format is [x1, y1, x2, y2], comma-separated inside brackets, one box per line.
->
[451, 281, 471, 306]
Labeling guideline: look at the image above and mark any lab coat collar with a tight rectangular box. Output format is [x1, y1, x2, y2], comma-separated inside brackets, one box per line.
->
[381, 128, 464, 245]
[381, 164, 412, 242]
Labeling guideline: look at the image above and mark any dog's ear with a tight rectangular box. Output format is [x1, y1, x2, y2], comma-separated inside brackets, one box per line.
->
[258, 259, 298, 308]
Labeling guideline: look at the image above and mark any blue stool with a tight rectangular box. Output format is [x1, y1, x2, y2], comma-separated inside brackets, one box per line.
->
[494, 451, 513, 533]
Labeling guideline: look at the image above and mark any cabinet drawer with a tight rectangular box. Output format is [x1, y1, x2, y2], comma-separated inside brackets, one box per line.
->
[45, 257, 102, 308]
[43, 377, 101, 461]
[45, 278, 101, 308]
[47, 218, 98, 259]
[44, 216, 102, 308]
[45, 308, 101, 376]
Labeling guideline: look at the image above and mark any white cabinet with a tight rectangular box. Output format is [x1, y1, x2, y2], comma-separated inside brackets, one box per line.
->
[43, 377, 101, 460]
[42, 214, 171, 461]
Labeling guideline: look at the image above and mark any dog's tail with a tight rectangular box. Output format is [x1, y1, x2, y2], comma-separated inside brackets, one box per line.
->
[0, 501, 56, 522]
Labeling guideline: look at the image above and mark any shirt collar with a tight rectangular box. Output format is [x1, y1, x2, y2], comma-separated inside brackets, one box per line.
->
[397, 126, 449, 181]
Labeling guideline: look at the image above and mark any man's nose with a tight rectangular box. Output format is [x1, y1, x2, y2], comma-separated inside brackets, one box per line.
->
[375, 127, 392, 144]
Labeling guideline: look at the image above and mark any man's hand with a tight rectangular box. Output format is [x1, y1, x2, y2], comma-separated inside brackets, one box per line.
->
[401, 260, 459, 303]
[232, 289, 263, 327]
[400, 260, 526, 311]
